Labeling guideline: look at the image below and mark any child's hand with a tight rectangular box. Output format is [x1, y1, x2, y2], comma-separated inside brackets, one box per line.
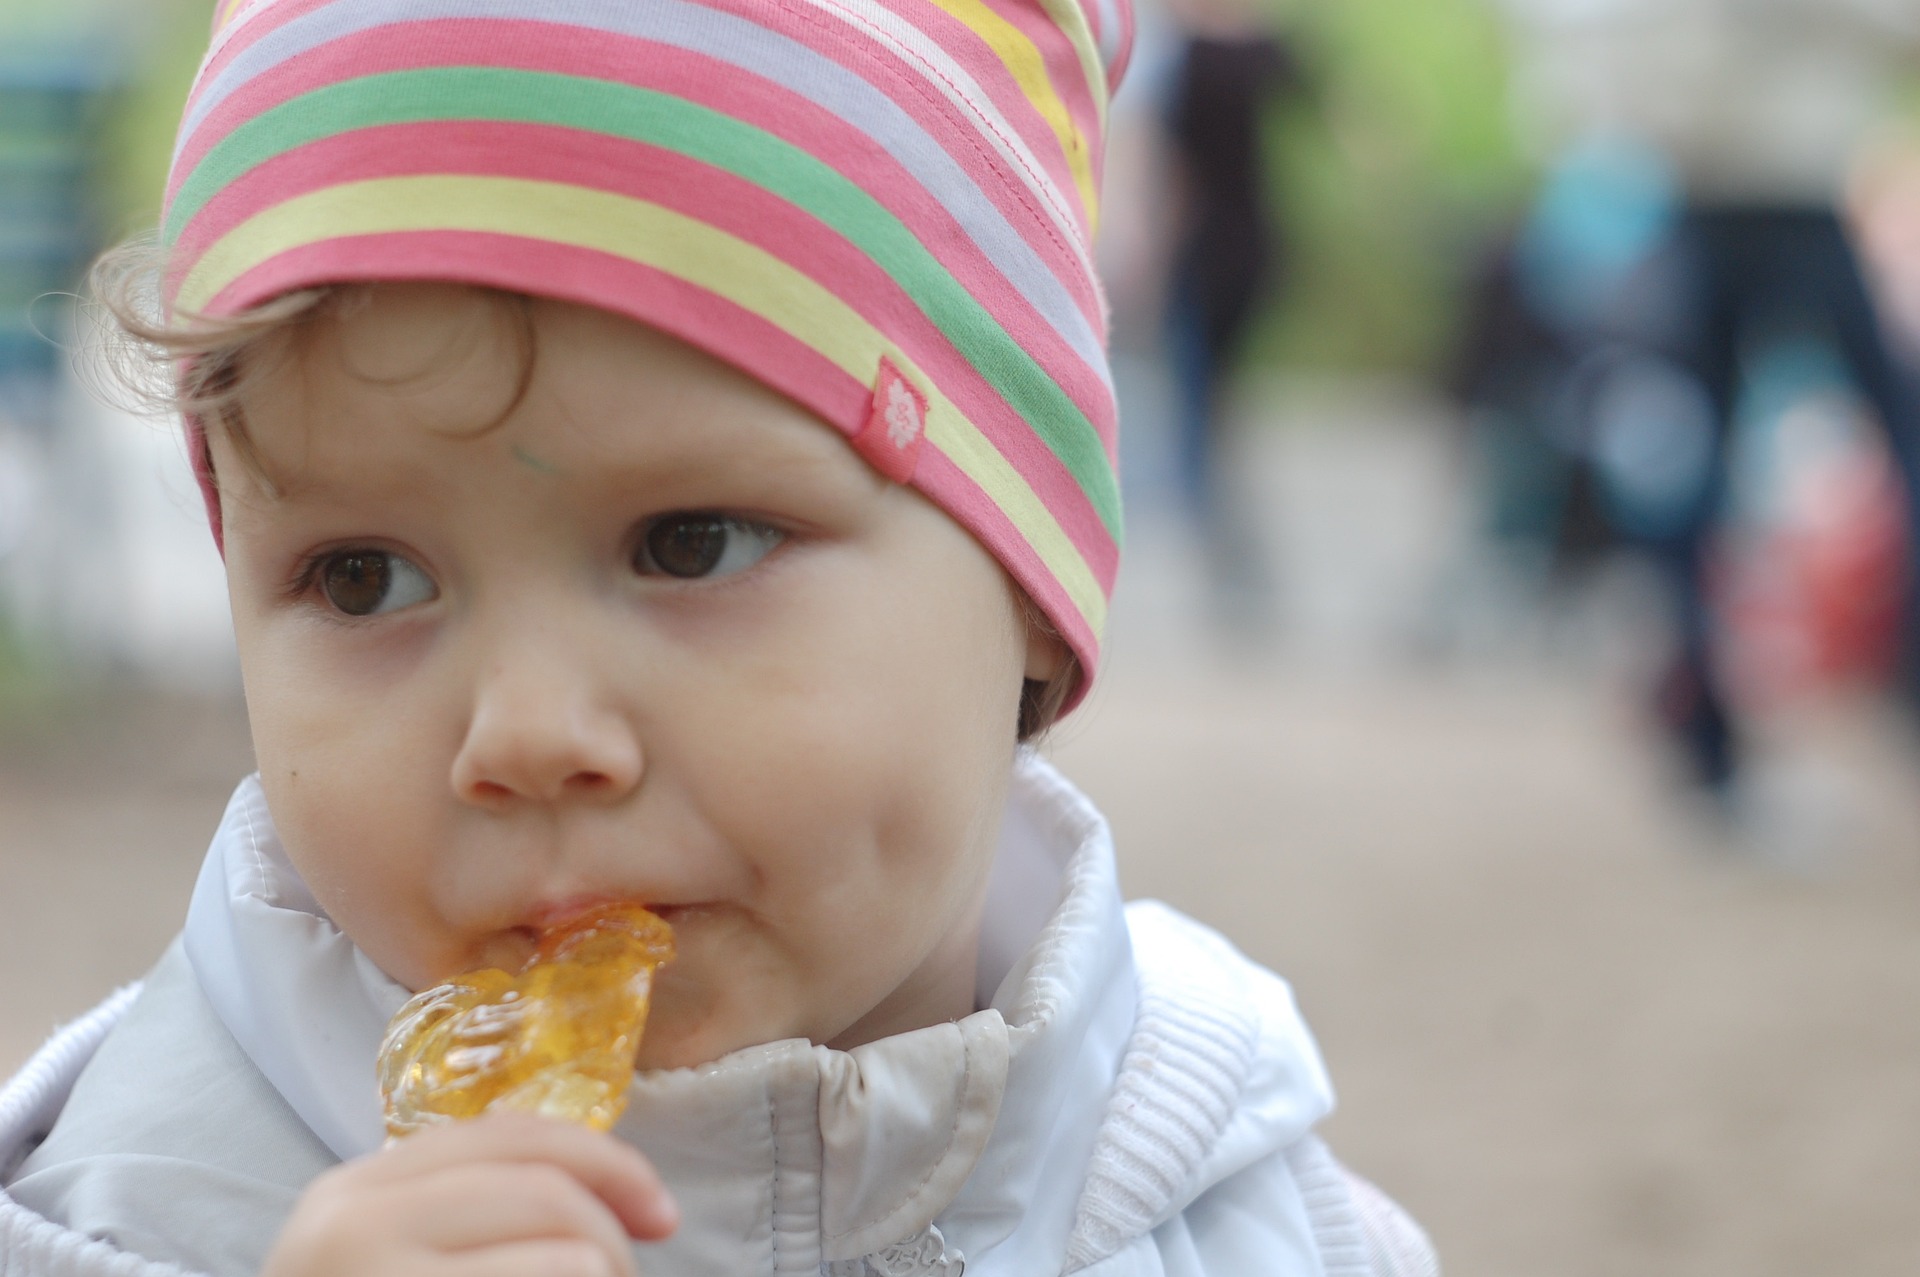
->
[261, 1113, 678, 1277]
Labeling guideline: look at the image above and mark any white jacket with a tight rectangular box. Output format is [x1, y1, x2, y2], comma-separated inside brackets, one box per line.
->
[0, 755, 1437, 1277]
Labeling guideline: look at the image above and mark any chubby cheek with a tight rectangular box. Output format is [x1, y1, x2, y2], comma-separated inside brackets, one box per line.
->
[643, 720, 980, 1061]
[238, 629, 461, 990]
[650, 571, 1021, 1052]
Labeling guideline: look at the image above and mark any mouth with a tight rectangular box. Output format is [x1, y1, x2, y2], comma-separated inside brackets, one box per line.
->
[522, 897, 709, 934]
[450, 899, 696, 989]
[526, 895, 627, 931]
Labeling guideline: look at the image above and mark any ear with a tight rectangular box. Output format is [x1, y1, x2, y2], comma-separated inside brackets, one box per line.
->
[1023, 619, 1070, 683]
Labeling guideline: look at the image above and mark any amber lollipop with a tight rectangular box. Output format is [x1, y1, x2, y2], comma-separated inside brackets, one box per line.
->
[377, 903, 675, 1140]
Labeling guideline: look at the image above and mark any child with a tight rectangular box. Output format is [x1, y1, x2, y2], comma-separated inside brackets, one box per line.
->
[0, 1, 1438, 1274]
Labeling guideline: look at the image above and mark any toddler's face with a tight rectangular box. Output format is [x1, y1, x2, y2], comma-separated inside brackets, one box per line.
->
[216, 285, 1051, 1068]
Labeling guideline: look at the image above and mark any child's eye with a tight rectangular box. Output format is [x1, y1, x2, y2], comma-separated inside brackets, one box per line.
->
[315, 550, 437, 616]
[634, 514, 784, 580]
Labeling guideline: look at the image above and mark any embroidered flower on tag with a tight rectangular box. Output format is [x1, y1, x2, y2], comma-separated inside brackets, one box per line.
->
[853, 356, 928, 483]
[823, 1223, 965, 1276]
[883, 377, 922, 449]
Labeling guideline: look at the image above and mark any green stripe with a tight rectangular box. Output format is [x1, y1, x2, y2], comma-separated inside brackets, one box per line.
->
[167, 67, 1121, 539]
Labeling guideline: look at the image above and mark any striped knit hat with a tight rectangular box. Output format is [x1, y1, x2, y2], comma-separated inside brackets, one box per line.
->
[163, 0, 1133, 696]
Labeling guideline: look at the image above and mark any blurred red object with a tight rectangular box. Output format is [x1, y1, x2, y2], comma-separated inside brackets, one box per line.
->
[1714, 421, 1908, 711]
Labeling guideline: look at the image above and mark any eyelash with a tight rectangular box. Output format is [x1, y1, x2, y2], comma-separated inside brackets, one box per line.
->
[631, 512, 787, 582]
[286, 515, 791, 606]
[287, 548, 348, 603]
[284, 545, 429, 622]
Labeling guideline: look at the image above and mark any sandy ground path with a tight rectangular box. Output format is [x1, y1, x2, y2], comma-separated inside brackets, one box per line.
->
[3, 397, 1918, 1275]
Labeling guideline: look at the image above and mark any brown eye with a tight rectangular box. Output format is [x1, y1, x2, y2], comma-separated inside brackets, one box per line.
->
[643, 517, 727, 578]
[636, 515, 783, 580]
[319, 551, 435, 616]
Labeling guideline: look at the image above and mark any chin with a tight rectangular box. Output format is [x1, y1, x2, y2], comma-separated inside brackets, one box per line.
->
[634, 1022, 770, 1071]
[635, 993, 793, 1072]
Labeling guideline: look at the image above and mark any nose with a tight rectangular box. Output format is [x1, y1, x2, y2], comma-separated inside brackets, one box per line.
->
[450, 642, 643, 808]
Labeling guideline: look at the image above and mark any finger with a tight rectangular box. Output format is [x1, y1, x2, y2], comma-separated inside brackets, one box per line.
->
[445, 1239, 624, 1277]
[382, 1163, 638, 1271]
[365, 1113, 677, 1240]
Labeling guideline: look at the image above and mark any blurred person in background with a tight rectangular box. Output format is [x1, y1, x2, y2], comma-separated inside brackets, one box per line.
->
[1851, 134, 1920, 364]
[1159, 0, 1308, 632]
[1449, 135, 1690, 588]
[1495, 0, 1920, 813]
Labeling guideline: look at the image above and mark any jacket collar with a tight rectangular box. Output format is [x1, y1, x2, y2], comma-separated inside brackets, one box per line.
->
[182, 751, 1139, 1274]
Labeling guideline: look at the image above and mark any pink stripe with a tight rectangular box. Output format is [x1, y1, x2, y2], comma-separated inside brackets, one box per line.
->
[176, 122, 1118, 577]
[167, 22, 1114, 437]
[961, 0, 1105, 155]
[186, 0, 343, 122]
[858, 0, 1090, 231]
[703, 0, 1102, 310]
[173, 13, 1105, 332]
[886, 0, 1101, 228]
[1106, 5, 1136, 88]
[187, 415, 225, 555]
[211, 230, 872, 428]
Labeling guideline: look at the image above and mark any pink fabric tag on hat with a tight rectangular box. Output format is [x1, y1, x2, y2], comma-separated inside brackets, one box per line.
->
[853, 356, 928, 483]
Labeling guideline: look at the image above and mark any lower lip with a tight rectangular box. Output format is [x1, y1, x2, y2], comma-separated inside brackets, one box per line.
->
[529, 899, 702, 931]
[528, 897, 625, 930]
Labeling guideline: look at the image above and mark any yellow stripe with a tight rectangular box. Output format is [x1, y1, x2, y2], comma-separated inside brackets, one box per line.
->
[214, 0, 251, 35]
[920, 0, 1100, 227]
[177, 174, 1108, 635]
[1030, 0, 1112, 132]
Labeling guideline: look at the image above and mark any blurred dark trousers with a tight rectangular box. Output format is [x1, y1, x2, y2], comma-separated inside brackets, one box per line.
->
[1164, 266, 1274, 615]
[1657, 206, 1920, 788]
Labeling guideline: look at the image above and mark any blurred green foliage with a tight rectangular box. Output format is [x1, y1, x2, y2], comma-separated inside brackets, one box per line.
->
[0, 0, 206, 239]
[96, 2, 209, 233]
[0, 616, 57, 721]
[1252, 0, 1528, 373]
[0, 0, 111, 41]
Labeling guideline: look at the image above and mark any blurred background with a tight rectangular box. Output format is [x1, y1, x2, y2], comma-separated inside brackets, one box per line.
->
[3, 0, 1919, 1274]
